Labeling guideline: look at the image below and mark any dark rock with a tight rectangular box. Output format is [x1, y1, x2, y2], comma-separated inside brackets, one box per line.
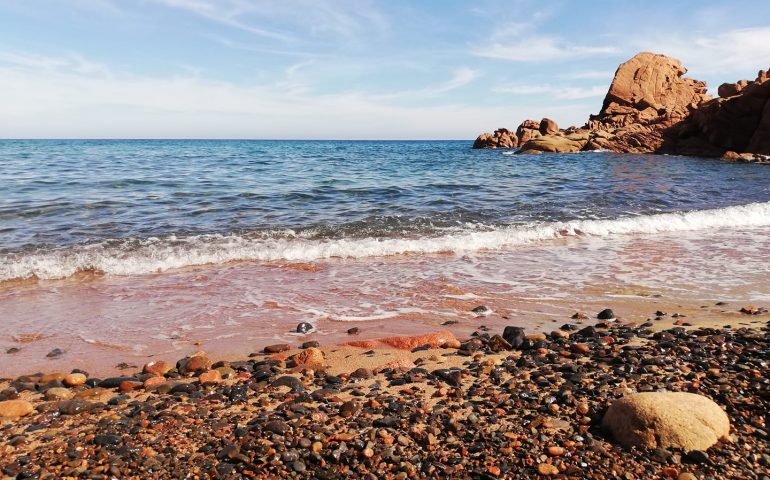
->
[46, 348, 65, 358]
[93, 434, 122, 446]
[502, 326, 525, 349]
[347, 327, 360, 335]
[296, 322, 314, 334]
[597, 309, 615, 320]
[270, 376, 304, 392]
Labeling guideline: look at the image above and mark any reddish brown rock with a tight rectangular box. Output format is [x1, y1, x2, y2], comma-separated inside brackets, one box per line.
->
[289, 347, 325, 370]
[179, 352, 211, 374]
[63, 373, 87, 387]
[143, 360, 172, 376]
[199, 369, 222, 384]
[264, 344, 291, 354]
[539, 118, 559, 135]
[346, 330, 458, 350]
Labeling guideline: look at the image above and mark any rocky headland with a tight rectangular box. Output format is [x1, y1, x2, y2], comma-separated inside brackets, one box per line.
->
[473, 52, 770, 163]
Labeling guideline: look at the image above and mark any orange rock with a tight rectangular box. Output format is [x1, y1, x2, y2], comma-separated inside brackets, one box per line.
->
[40, 373, 66, 384]
[537, 463, 559, 476]
[143, 376, 166, 389]
[571, 343, 591, 354]
[547, 446, 565, 456]
[0, 400, 34, 418]
[179, 353, 211, 374]
[661, 467, 680, 478]
[119, 380, 141, 393]
[346, 331, 458, 350]
[487, 465, 501, 477]
[199, 369, 222, 384]
[63, 373, 87, 387]
[143, 360, 172, 376]
[290, 347, 325, 369]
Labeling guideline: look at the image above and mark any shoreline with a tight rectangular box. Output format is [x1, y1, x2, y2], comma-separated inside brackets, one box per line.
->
[1, 304, 768, 478]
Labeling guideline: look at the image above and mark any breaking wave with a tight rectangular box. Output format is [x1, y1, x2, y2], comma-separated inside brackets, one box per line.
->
[3, 201, 770, 282]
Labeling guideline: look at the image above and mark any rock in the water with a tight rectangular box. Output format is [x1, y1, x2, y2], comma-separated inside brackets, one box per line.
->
[602, 392, 730, 450]
[296, 322, 314, 334]
[264, 344, 290, 354]
[0, 400, 34, 418]
[539, 117, 559, 135]
[46, 348, 65, 358]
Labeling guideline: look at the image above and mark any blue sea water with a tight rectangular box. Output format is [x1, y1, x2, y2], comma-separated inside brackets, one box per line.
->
[1, 139, 769, 281]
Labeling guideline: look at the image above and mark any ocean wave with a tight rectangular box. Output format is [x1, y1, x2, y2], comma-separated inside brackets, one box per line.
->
[3, 201, 770, 281]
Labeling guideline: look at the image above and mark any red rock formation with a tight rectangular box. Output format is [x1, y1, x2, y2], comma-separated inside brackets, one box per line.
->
[473, 52, 770, 161]
[345, 330, 458, 350]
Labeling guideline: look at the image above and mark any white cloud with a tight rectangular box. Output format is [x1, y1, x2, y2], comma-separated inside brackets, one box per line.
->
[153, 0, 388, 44]
[434, 67, 480, 93]
[493, 83, 607, 100]
[635, 27, 770, 77]
[473, 35, 619, 62]
[0, 51, 589, 139]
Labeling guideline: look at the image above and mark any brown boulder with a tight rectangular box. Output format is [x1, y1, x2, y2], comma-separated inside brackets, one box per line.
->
[539, 118, 559, 135]
[518, 131, 590, 154]
[600, 52, 708, 120]
[602, 392, 730, 450]
[717, 82, 742, 98]
[516, 119, 541, 144]
[472, 128, 518, 149]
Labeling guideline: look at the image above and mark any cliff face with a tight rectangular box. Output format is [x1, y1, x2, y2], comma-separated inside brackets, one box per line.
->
[473, 52, 770, 162]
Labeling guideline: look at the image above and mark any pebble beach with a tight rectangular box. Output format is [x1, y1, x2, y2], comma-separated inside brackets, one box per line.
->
[1, 306, 768, 479]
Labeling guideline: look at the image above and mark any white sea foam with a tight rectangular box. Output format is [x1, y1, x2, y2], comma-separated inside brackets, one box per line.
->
[3, 201, 770, 281]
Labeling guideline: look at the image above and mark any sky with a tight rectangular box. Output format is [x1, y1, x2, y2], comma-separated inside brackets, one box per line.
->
[1, 0, 769, 139]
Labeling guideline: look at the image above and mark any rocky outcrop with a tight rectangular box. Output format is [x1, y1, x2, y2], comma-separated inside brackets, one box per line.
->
[473, 52, 770, 160]
[602, 392, 730, 451]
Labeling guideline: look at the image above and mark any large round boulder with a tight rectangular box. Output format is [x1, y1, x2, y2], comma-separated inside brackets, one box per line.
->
[602, 392, 730, 451]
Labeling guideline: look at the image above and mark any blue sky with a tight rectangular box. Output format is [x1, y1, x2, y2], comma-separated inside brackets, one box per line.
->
[1, 0, 769, 139]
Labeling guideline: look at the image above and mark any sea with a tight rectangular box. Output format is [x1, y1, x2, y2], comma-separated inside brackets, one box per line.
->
[1, 140, 769, 375]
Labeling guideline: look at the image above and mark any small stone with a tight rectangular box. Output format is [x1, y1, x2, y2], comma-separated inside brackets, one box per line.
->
[547, 446, 565, 456]
[6, 347, 21, 354]
[46, 348, 65, 358]
[597, 308, 615, 320]
[199, 369, 222, 384]
[264, 344, 290, 354]
[63, 373, 87, 387]
[471, 305, 491, 316]
[296, 322, 314, 334]
[0, 400, 34, 418]
[570, 343, 590, 354]
[93, 434, 122, 446]
[502, 326, 525, 348]
[537, 463, 559, 476]
[143, 360, 172, 376]
[179, 353, 211, 374]
[44, 387, 74, 400]
[677, 473, 697, 480]
[347, 327, 360, 335]
[301, 340, 320, 349]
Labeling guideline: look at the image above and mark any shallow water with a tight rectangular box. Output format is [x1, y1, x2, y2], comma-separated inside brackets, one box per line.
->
[1, 141, 769, 375]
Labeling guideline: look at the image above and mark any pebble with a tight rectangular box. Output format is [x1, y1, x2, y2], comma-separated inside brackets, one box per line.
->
[0, 400, 33, 418]
[597, 308, 615, 319]
[44, 387, 73, 400]
[63, 373, 87, 387]
[347, 327, 360, 335]
[263, 344, 291, 354]
[296, 322, 314, 334]
[143, 360, 172, 376]
[46, 348, 65, 358]
[537, 463, 559, 475]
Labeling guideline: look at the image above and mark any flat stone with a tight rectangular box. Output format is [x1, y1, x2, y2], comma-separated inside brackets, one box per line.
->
[0, 400, 34, 418]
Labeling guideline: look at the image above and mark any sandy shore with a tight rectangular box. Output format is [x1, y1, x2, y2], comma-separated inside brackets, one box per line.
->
[1, 302, 768, 479]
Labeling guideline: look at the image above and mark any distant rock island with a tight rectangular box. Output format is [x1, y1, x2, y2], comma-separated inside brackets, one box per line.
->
[473, 52, 770, 162]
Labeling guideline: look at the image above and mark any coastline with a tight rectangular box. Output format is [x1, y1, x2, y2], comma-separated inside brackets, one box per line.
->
[1, 306, 767, 478]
